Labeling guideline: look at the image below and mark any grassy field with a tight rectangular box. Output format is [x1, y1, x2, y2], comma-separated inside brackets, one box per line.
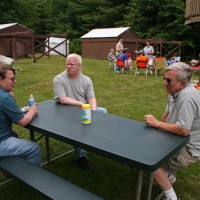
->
[0, 56, 200, 200]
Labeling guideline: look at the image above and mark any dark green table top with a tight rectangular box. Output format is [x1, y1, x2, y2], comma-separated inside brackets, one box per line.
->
[27, 100, 189, 172]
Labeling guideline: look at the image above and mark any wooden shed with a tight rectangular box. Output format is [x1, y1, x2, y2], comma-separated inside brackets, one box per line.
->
[81, 27, 138, 59]
[0, 23, 34, 59]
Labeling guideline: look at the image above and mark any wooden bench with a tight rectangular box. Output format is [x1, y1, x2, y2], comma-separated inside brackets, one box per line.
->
[0, 156, 103, 200]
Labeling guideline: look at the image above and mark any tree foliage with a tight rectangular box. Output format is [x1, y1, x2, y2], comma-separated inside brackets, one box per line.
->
[125, 0, 200, 59]
[49, 0, 130, 38]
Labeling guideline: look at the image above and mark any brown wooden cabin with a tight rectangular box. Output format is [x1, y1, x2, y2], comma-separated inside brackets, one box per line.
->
[81, 27, 139, 60]
[0, 23, 34, 59]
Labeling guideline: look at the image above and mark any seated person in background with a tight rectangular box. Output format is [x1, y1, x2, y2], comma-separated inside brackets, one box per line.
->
[135, 40, 154, 74]
[0, 64, 42, 167]
[136, 51, 148, 61]
[125, 48, 133, 70]
[189, 53, 200, 72]
[190, 59, 199, 67]
[174, 53, 181, 62]
[189, 53, 200, 71]
[125, 48, 131, 59]
[117, 49, 131, 73]
[108, 48, 118, 72]
[108, 49, 116, 62]
[135, 51, 148, 74]
[167, 53, 180, 66]
[167, 57, 175, 66]
[144, 62, 200, 200]
[53, 53, 107, 170]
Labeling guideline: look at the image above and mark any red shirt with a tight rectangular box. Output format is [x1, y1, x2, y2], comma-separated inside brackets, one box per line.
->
[126, 52, 131, 59]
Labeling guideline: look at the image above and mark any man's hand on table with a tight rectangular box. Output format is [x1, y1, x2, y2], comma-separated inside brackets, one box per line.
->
[144, 114, 159, 128]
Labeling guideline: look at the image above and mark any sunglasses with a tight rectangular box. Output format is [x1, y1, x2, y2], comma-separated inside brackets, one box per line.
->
[163, 76, 172, 84]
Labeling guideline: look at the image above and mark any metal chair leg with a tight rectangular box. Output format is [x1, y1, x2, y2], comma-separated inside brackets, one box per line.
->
[135, 68, 138, 76]
[145, 68, 148, 77]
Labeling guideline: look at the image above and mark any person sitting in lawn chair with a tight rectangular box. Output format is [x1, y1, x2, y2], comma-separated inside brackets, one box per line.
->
[135, 51, 149, 75]
[125, 48, 133, 71]
[117, 49, 131, 73]
[108, 48, 118, 72]
[189, 53, 200, 72]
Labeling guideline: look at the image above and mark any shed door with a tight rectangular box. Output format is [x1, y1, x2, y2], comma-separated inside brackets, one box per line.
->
[12, 39, 25, 59]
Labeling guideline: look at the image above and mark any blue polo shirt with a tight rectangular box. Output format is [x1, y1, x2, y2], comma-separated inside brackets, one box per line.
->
[117, 53, 128, 63]
[0, 88, 24, 142]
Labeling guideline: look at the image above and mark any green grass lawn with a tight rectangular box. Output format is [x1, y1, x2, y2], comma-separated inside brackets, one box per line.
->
[0, 56, 199, 200]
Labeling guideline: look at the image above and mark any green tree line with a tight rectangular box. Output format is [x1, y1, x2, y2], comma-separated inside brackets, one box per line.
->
[0, 0, 199, 60]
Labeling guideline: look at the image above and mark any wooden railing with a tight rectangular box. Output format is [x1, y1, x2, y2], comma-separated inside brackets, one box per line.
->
[185, 0, 200, 25]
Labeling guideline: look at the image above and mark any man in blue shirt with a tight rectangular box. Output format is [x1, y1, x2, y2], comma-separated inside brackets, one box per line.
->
[0, 64, 42, 166]
[117, 49, 128, 63]
[117, 49, 130, 73]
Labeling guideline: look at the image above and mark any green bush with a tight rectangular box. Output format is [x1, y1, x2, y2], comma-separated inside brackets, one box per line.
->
[69, 39, 82, 54]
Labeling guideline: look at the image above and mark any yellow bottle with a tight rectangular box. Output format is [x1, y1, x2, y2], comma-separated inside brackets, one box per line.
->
[81, 104, 91, 124]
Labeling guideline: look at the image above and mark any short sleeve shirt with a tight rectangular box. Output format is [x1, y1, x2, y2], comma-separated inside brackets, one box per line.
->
[165, 84, 200, 156]
[118, 53, 128, 63]
[0, 88, 24, 142]
[143, 45, 154, 60]
[116, 42, 123, 54]
[53, 71, 95, 104]
[108, 52, 115, 61]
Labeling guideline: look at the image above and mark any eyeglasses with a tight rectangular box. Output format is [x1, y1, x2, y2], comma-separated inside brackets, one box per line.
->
[67, 63, 77, 66]
[163, 76, 172, 84]
[5, 77, 16, 82]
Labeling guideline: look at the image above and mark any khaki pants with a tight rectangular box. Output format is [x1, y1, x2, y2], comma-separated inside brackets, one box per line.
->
[163, 146, 200, 175]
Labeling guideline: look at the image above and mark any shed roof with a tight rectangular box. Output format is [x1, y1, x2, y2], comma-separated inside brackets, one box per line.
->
[0, 23, 17, 30]
[81, 27, 130, 38]
[0, 23, 34, 32]
[47, 37, 67, 44]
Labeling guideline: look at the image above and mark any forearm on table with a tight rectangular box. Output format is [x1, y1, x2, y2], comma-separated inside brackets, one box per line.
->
[156, 121, 189, 136]
[17, 112, 35, 127]
[58, 96, 83, 107]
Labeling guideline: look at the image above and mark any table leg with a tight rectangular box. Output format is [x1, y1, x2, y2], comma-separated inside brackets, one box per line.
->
[45, 136, 50, 164]
[30, 130, 35, 141]
[29, 130, 50, 164]
[135, 170, 143, 200]
[147, 172, 153, 200]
